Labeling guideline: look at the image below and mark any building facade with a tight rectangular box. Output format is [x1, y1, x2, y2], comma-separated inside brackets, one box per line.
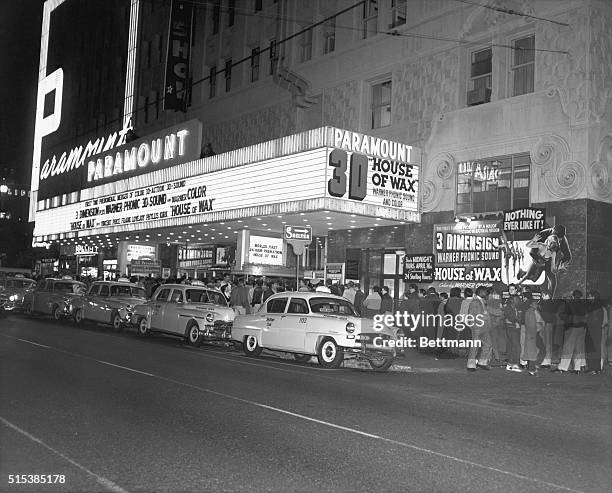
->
[31, 0, 612, 300]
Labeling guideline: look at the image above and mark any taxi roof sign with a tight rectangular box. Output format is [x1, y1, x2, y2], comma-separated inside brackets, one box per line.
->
[283, 225, 312, 242]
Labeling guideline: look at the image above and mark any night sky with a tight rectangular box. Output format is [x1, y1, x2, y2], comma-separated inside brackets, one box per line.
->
[0, 0, 45, 183]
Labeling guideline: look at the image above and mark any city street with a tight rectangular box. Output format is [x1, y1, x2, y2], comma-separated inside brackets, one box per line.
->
[1, 314, 611, 493]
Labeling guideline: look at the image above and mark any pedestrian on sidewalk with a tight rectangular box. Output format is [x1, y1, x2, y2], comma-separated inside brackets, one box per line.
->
[585, 290, 607, 373]
[230, 278, 251, 315]
[362, 286, 381, 318]
[466, 286, 493, 372]
[538, 292, 556, 367]
[504, 295, 522, 372]
[523, 292, 544, 375]
[353, 283, 365, 316]
[555, 289, 587, 373]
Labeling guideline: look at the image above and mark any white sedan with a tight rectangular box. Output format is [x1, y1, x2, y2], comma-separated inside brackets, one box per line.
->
[231, 292, 396, 371]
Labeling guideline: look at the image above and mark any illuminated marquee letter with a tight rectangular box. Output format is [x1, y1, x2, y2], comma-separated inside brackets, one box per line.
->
[32, 68, 64, 191]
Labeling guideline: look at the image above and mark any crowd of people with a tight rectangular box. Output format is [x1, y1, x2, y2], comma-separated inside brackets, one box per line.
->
[356, 282, 611, 376]
[30, 271, 611, 375]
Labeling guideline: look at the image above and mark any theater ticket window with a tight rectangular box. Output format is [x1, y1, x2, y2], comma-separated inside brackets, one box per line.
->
[456, 153, 530, 214]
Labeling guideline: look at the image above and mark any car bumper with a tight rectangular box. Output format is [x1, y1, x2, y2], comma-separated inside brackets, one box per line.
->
[199, 323, 233, 340]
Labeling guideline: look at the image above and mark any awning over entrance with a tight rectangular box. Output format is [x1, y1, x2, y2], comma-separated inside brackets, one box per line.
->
[33, 126, 421, 245]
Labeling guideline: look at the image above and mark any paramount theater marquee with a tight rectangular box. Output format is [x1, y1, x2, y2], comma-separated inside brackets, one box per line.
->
[32, 126, 420, 242]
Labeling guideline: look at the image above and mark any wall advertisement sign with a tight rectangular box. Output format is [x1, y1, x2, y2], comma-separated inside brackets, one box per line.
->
[248, 235, 283, 266]
[433, 221, 502, 289]
[502, 207, 546, 233]
[328, 129, 418, 214]
[126, 244, 156, 262]
[403, 254, 434, 283]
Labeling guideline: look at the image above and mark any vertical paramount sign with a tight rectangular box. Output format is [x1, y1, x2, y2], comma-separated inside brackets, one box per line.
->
[164, 0, 194, 112]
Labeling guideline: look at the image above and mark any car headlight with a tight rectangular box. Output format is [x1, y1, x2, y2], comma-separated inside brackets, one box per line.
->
[205, 313, 215, 323]
[345, 322, 356, 334]
[9, 294, 18, 302]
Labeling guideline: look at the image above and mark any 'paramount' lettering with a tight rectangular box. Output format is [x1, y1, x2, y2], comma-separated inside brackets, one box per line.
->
[87, 129, 189, 183]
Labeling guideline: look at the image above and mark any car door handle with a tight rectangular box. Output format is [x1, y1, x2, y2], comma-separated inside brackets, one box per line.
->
[266, 317, 275, 322]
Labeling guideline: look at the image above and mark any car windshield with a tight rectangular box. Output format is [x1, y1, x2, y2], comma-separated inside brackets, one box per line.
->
[309, 297, 357, 316]
[185, 289, 228, 306]
[7, 280, 35, 289]
[110, 285, 146, 298]
[55, 282, 85, 294]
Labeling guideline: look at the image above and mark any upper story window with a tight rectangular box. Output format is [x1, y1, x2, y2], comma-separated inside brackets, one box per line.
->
[511, 34, 535, 96]
[228, 0, 236, 27]
[254, 0, 262, 12]
[389, 0, 407, 28]
[362, 0, 378, 39]
[251, 47, 260, 82]
[209, 66, 217, 98]
[456, 153, 530, 214]
[300, 28, 313, 63]
[212, 0, 221, 34]
[269, 39, 278, 75]
[323, 18, 336, 54]
[468, 47, 492, 106]
[224, 59, 232, 92]
[371, 80, 391, 128]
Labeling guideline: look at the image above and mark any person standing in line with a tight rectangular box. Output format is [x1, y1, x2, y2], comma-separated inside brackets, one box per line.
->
[379, 286, 394, 315]
[585, 290, 607, 374]
[523, 292, 544, 375]
[230, 278, 251, 315]
[298, 279, 310, 292]
[466, 286, 493, 372]
[362, 286, 382, 318]
[353, 283, 365, 316]
[487, 286, 505, 363]
[250, 279, 264, 311]
[262, 281, 278, 303]
[343, 281, 357, 305]
[538, 292, 555, 367]
[504, 295, 522, 372]
[555, 289, 588, 373]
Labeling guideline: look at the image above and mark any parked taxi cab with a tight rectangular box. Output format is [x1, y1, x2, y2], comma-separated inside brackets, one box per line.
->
[132, 282, 235, 345]
[23, 276, 87, 320]
[0, 275, 36, 312]
[71, 279, 147, 330]
[231, 292, 397, 371]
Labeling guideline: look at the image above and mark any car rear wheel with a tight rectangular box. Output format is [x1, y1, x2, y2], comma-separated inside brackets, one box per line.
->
[137, 318, 150, 337]
[74, 308, 84, 325]
[317, 338, 343, 369]
[368, 354, 395, 372]
[186, 323, 202, 347]
[243, 335, 262, 357]
[293, 353, 312, 363]
[24, 303, 33, 317]
[52, 304, 63, 321]
[111, 311, 123, 332]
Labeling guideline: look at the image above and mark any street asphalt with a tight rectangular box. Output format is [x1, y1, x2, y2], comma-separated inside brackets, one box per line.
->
[1, 313, 610, 493]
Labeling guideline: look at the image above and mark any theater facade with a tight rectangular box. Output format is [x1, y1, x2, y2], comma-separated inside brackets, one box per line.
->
[30, 0, 612, 300]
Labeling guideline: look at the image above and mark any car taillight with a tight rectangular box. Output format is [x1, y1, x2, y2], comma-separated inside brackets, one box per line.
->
[345, 322, 355, 334]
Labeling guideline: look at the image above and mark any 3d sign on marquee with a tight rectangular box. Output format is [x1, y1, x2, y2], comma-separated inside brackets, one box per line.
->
[329, 129, 418, 212]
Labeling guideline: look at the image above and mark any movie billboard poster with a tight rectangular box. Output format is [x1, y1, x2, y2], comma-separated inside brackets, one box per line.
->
[433, 220, 502, 290]
[403, 254, 434, 283]
[500, 240, 545, 286]
[502, 207, 546, 233]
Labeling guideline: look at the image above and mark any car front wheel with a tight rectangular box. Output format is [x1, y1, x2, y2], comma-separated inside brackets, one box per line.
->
[243, 334, 262, 357]
[74, 308, 84, 325]
[137, 318, 150, 337]
[186, 323, 202, 347]
[368, 354, 395, 372]
[52, 304, 63, 321]
[111, 311, 123, 332]
[317, 338, 344, 369]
